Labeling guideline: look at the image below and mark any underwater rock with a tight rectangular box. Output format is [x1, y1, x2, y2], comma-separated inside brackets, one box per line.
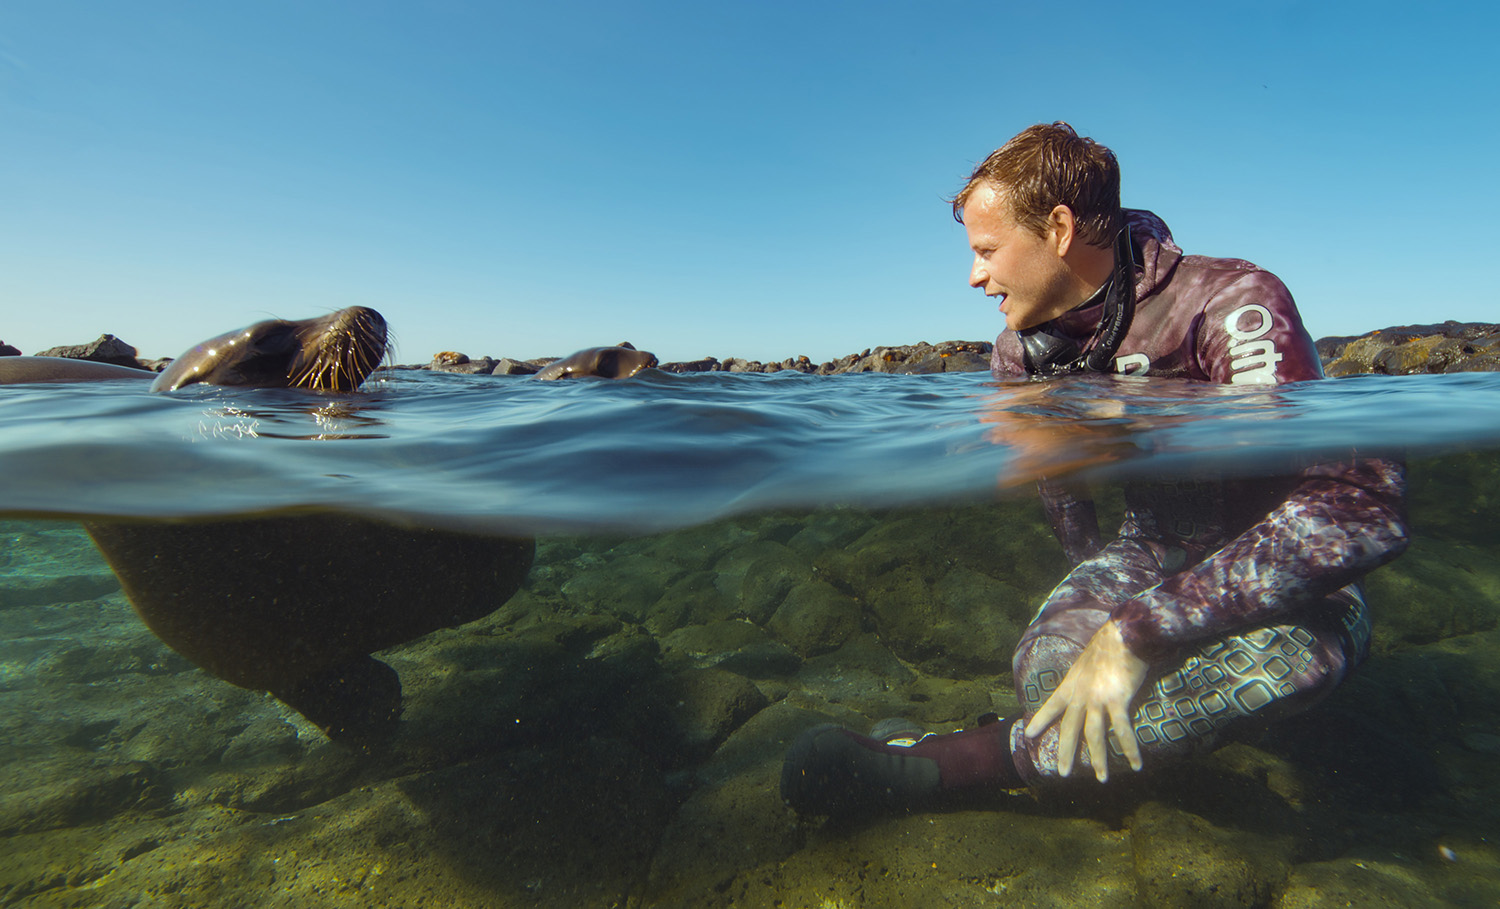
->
[663, 807, 1135, 909]
[1129, 801, 1290, 909]
[711, 539, 801, 602]
[640, 700, 826, 906]
[645, 570, 735, 634]
[0, 573, 121, 611]
[1274, 857, 1450, 908]
[766, 579, 861, 657]
[1406, 451, 1500, 550]
[559, 554, 681, 623]
[1421, 628, 1500, 730]
[787, 633, 922, 724]
[613, 517, 766, 573]
[1364, 534, 1500, 648]
[0, 754, 165, 836]
[19, 739, 674, 909]
[659, 620, 801, 678]
[738, 547, 816, 625]
[785, 635, 1007, 741]
[782, 508, 879, 556]
[1319, 321, 1500, 376]
[810, 505, 1067, 676]
[656, 667, 770, 760]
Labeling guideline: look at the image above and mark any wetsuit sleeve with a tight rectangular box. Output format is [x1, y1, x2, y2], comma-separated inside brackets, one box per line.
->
[1194, 271, 1324, 385]
[1037, 479, 1102, 565]
[1111, 456, 1409, 662]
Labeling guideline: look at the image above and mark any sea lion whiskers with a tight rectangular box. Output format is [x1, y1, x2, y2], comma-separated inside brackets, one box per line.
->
[286, 307, 389, 392]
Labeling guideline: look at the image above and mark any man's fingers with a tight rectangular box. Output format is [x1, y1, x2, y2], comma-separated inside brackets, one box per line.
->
[1110, 702, 1143, 772]
[1024, 690, 1064, 740]
[1055, 705, 1082, 778]
[1084, 709, 1109, 783]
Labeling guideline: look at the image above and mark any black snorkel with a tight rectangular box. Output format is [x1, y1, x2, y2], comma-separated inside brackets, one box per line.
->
[1019, 224, 1137, 376]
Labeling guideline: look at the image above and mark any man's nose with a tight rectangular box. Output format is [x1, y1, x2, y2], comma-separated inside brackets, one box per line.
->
[969, 256, 987, 288]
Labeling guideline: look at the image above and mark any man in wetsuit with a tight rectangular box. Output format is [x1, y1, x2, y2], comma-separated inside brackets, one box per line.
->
[780, 122, 1409, 810]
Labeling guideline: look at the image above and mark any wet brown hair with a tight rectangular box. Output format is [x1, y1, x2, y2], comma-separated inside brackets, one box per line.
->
[951, 122, 1122, 249]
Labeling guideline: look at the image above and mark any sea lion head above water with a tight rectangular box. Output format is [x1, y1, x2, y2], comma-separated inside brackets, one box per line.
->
[150, 306, 388, 392]
[534, 344, 658, 380]
[0, 307, 389, 390]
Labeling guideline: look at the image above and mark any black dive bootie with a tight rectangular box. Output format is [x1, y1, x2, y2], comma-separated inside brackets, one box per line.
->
[780, 716, 1020, 815]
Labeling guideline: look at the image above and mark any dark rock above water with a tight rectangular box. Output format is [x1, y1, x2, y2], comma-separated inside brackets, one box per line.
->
[15, 321, 1500, 378]
[397, 340, 997, 377]
[1318, 321, 1500, 376]
[32, 335, 151, 370]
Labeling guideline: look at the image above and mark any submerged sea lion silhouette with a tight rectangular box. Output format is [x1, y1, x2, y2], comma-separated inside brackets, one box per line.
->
[535, 343, 658, 380]
[3, 307, 536, 743]
[86, 514, 534, 743]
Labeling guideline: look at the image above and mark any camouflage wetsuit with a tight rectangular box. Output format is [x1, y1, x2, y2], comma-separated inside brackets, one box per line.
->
[1004, 210, 1410, 782]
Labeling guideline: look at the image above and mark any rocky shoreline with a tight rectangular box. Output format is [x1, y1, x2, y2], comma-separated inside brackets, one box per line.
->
[9, 321, 1499, 377]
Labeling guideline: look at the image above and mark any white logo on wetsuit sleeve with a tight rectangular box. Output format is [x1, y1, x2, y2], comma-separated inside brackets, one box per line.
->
[1224, 304, 1283, 384]
[1114, 353, 1151, 375]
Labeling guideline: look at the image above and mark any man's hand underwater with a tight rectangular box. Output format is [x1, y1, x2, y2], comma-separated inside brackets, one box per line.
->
[1023, 619, 1148, 782]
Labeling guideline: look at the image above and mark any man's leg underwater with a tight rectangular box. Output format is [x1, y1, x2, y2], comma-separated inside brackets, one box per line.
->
[780, 537, 1162, 814]
[1014, 583, 1371, 783]
[780, 538, 1370, 812]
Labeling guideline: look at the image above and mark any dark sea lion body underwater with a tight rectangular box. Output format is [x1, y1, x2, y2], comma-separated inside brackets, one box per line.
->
[85, 514, 535, 744]
[4, 306, 536, 743]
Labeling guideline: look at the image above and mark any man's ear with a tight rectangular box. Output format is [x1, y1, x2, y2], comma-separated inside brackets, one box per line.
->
[1047, 205, 1076, 257]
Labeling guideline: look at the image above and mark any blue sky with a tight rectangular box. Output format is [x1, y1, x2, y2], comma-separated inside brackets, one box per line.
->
[2, 1, 1495, 365]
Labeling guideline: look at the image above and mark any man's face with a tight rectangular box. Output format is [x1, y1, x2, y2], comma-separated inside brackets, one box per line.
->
[963, 183, 1076, 332]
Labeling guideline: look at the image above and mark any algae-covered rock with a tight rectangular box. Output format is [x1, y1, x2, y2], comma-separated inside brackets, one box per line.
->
[812, 504, 1066, 675]
[737, 546, 816, 625]
[788, 635, 1005, 728]
[655, 667, 769, 760]
[21, 739, 675, 909]
[660, 620, 802, 678]
[559, 554, 682, 623]
[783, 508, 879, 556]
[0, 753, 165, 837]
[644, 570, 734, 634]
[1320, 321, 1500, 376]
[641, 701, 822, 906]
[1406, 450, 1500, 547]
[1364, 534, 1500, 649]
[711, 539, 800, 603]
[1274, 857, 1448, 908]
[767, 578, 862, 657]
[674, 809, 1135, 909]
[1129, 801, 1290, 908]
